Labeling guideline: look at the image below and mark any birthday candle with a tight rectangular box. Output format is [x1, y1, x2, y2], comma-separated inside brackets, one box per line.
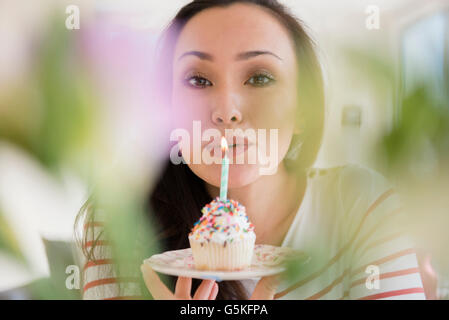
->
[219, 137, 229, 201]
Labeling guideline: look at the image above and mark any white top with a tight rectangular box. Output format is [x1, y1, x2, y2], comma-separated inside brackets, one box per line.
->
[80, 164, 426, 300]
[241, 164, 425, 300]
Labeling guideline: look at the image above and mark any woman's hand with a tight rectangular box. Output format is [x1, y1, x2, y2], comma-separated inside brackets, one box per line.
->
[249, 275, 281, 300]
[140, 263, 219, 300]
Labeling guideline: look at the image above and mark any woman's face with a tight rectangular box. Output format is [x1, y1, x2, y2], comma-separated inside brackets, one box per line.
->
[171, 3, 299, 189]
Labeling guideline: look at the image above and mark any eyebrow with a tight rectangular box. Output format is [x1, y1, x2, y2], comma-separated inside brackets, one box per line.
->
[177, 50, 283, 62]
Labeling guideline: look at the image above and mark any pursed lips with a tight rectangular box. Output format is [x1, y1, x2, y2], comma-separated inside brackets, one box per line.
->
[203, 137, 256, 157]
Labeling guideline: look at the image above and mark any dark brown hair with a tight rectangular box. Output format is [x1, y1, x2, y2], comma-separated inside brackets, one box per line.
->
[77, 0, 325, 300]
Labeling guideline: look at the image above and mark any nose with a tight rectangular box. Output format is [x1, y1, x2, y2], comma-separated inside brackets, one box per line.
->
[211, 93, 243, 126]
[212, 110, 242, 125]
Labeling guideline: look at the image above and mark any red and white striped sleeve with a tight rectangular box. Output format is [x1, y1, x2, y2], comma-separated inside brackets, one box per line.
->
[80, 218, 143, 300]
[344, 169, 425, 300]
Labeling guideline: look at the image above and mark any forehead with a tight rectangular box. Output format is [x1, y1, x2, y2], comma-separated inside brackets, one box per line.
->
[173, 3, 296, 64]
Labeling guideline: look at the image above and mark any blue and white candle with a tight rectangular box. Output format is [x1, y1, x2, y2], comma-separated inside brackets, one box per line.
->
[219, 137, 229, 201]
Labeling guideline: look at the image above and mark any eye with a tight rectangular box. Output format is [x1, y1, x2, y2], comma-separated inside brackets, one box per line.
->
[184, 74, 212, 89]
[245, 72, 276, 87]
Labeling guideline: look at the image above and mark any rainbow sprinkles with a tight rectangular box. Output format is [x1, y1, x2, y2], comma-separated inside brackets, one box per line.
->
[189, 197, 255, 247]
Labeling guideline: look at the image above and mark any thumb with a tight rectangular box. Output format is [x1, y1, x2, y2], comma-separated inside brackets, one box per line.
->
[249, 275, 280, 300]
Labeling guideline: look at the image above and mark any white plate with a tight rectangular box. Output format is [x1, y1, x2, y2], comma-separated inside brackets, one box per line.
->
[144, 244, 309, 282]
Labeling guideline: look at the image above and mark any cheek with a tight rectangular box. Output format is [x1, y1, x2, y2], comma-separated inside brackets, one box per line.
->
[249, 87, 297, 157]
[252, 85, 297, 126]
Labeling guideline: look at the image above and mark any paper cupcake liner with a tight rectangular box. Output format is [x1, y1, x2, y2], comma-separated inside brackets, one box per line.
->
[189, 238, 255, 271]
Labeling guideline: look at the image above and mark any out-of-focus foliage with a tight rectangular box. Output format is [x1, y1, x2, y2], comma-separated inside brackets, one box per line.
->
[32, 20, 97, 172]
[283, 249, 318, 285]
[0, 15, 97, 292]
[381, 87, 449, 180]
[0, 15, 97, 175]
[348, 47, 449, 282]
[0, 9, 161, 298]
[379, 85, 449, 276]
[0, 209, 24, 262]
[281, 45, 449, 290]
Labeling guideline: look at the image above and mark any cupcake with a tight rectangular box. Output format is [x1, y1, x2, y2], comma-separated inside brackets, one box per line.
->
[188, 197, 256, 271]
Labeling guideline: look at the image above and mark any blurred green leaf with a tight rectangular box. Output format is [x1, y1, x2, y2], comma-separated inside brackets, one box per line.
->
[0, 210, 24, 262]
[381, 86, 449, 178]
[32, 17, 97, 172]
[0, 14, 97, 175]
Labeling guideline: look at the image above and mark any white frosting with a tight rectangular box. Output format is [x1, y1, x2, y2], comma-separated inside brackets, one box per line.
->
[189, 198, 256, 245]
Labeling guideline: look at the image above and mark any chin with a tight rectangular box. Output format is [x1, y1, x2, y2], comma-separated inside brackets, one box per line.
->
[227, 163, 261, 188]
[188, 162, 263, 190]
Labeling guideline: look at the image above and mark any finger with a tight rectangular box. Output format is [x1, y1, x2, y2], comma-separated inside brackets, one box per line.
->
[175, 277, 192, 299]
[250, 275, 280, 300]
[192, 279, 216, 300]
[140, 263, 174, 300]
[208, 282, 219, 300]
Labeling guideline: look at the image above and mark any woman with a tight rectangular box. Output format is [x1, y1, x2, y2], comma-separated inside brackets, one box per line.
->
[78, 0, 425, 300]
